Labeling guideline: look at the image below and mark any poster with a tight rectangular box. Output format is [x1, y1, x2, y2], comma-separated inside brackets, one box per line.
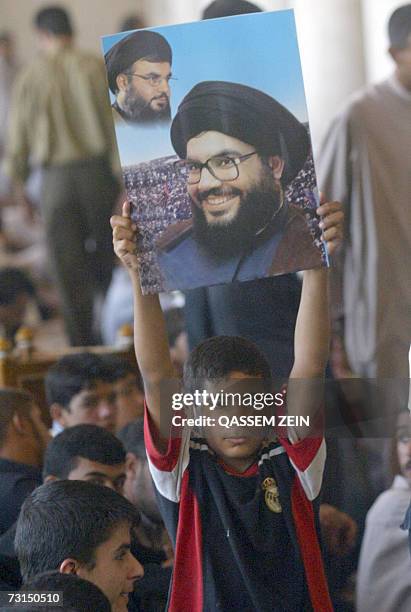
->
[102, 10, 328, 294]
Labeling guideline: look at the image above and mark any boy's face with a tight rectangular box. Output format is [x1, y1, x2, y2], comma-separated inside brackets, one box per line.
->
[54, 380, 117, 433]
[396, 412, 411, 484]
[201, 372, 268, 473]
[75, 522, 143, 612]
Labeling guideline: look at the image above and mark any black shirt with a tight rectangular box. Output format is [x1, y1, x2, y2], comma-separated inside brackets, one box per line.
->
[0, 458, 41, 536]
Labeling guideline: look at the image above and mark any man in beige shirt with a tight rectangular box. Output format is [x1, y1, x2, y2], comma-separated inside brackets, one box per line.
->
[4, 6, 120, 346]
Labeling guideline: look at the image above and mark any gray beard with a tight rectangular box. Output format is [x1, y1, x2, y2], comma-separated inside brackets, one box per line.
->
[192, 182, 283, 261]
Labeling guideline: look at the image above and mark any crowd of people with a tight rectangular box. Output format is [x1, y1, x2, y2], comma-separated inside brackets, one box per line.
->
[0, 0, 410, 611]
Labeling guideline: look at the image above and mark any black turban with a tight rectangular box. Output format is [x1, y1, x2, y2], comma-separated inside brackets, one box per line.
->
[171, 81, 310, 186]
[105, 31, 172, 94]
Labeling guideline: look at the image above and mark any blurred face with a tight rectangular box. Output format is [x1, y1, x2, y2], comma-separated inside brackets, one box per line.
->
[118, 59, 171, 121]
[114, 374, 144, 432]
[67, 458, 126, 494]
[396, 412, 411, 484]
[201, 372, 268, 473]
[185, 131, 283, 259]
[77, 523, 143, 612]
[59, 381, 117, 433]
[123, 454, 162, 523]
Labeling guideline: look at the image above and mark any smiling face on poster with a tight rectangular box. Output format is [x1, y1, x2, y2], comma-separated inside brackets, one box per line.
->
[102, 10, 328, 294]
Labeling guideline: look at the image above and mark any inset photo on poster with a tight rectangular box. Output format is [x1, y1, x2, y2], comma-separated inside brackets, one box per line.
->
[102, 10, 328, 294]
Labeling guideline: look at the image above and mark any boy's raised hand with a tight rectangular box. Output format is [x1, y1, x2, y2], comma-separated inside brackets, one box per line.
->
[111, 201, 139, 272]
[317, 199, 344, 256]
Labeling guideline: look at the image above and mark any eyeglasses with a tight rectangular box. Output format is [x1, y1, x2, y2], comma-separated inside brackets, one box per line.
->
[174, 151, 258, 185]
[125, 73, 177, 88]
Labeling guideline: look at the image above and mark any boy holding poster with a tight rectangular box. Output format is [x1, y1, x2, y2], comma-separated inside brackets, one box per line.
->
[111, 198, 342, 611]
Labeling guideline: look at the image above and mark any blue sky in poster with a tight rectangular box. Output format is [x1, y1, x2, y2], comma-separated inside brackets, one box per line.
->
[102, 10, 310, 166]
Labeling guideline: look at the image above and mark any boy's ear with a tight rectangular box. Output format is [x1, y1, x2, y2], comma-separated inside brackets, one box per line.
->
[50, 403, 67, 427]
[267, 155, 285, 181]
[59, 558, 79, 575]
[43, 474, 58, 484]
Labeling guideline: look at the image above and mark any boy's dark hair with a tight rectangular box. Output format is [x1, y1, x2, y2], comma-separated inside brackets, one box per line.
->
[0, 388, 33, 447]
[117, 419, 146, 460]
[0, 268, 35, 306]
[45, 353, 114, 408]
[34, 6, 73, 36]
[43, 424, 126, 480]
[21, 571, 111, 612]
[15, 480, 140, 581]
[388, 4, 411, 49]
[164, 308, 186, 348]
[183, 335, 271, 393]
[202, 0, 262, 20]
[101, 355, 143, 390]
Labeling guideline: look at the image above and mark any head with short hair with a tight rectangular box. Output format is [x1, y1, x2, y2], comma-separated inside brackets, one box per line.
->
[43, 424, 126, 492]
[202, 0, 262, 20]
[388, 4, 411, 89]
[118, 419, 162, 522]
[21, 571, 111, 612]
[46, 353, 117, 432]
[0, 268, 35, 339]
[34, 6, 73, 36]
[183, 336, 272, 468]
[120, 14, 145, 32]
[171, 81, 309, 260]
[0, 388, 50, 464]
[105, 30, 172, 123]
[15, 480, 143, 610]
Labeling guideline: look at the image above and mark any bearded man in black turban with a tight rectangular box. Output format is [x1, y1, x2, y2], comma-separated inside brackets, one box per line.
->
[105, 30, 173, 124]
[156, 80, 323, 291]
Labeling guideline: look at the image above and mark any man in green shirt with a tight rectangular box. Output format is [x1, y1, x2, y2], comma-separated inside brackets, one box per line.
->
[4, 6, 120, 346]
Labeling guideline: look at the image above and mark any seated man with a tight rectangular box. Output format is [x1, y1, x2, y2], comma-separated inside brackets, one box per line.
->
[102, 355, 144, 431]
[15, 480, 143, 612]
[0, 424, 127, 589]
[45, 353, 117, 434]
[356, 410, 411, 612]
[0, 389, 49, 536]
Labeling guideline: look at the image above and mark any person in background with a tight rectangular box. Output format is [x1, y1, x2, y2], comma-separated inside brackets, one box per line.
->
[0, 31, 15, 206]
[356, 410, 411, 612]
[0, 389, 49, 536]
[102, 355, 144, 431]
[202, 0, 262, 19]
[118, 418, 172, 612]
[45, 353, 117, 434]
[4, 6, 120, 346]
[15, 480, 143, 612]
[164, 308, 188, 376]
[318, 3, 411, 382]
[0, 267, 35, 343]
[119, 14, 145, 33]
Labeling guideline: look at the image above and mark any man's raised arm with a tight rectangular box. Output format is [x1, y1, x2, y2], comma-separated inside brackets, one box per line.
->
[111, 202, 176, 436]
